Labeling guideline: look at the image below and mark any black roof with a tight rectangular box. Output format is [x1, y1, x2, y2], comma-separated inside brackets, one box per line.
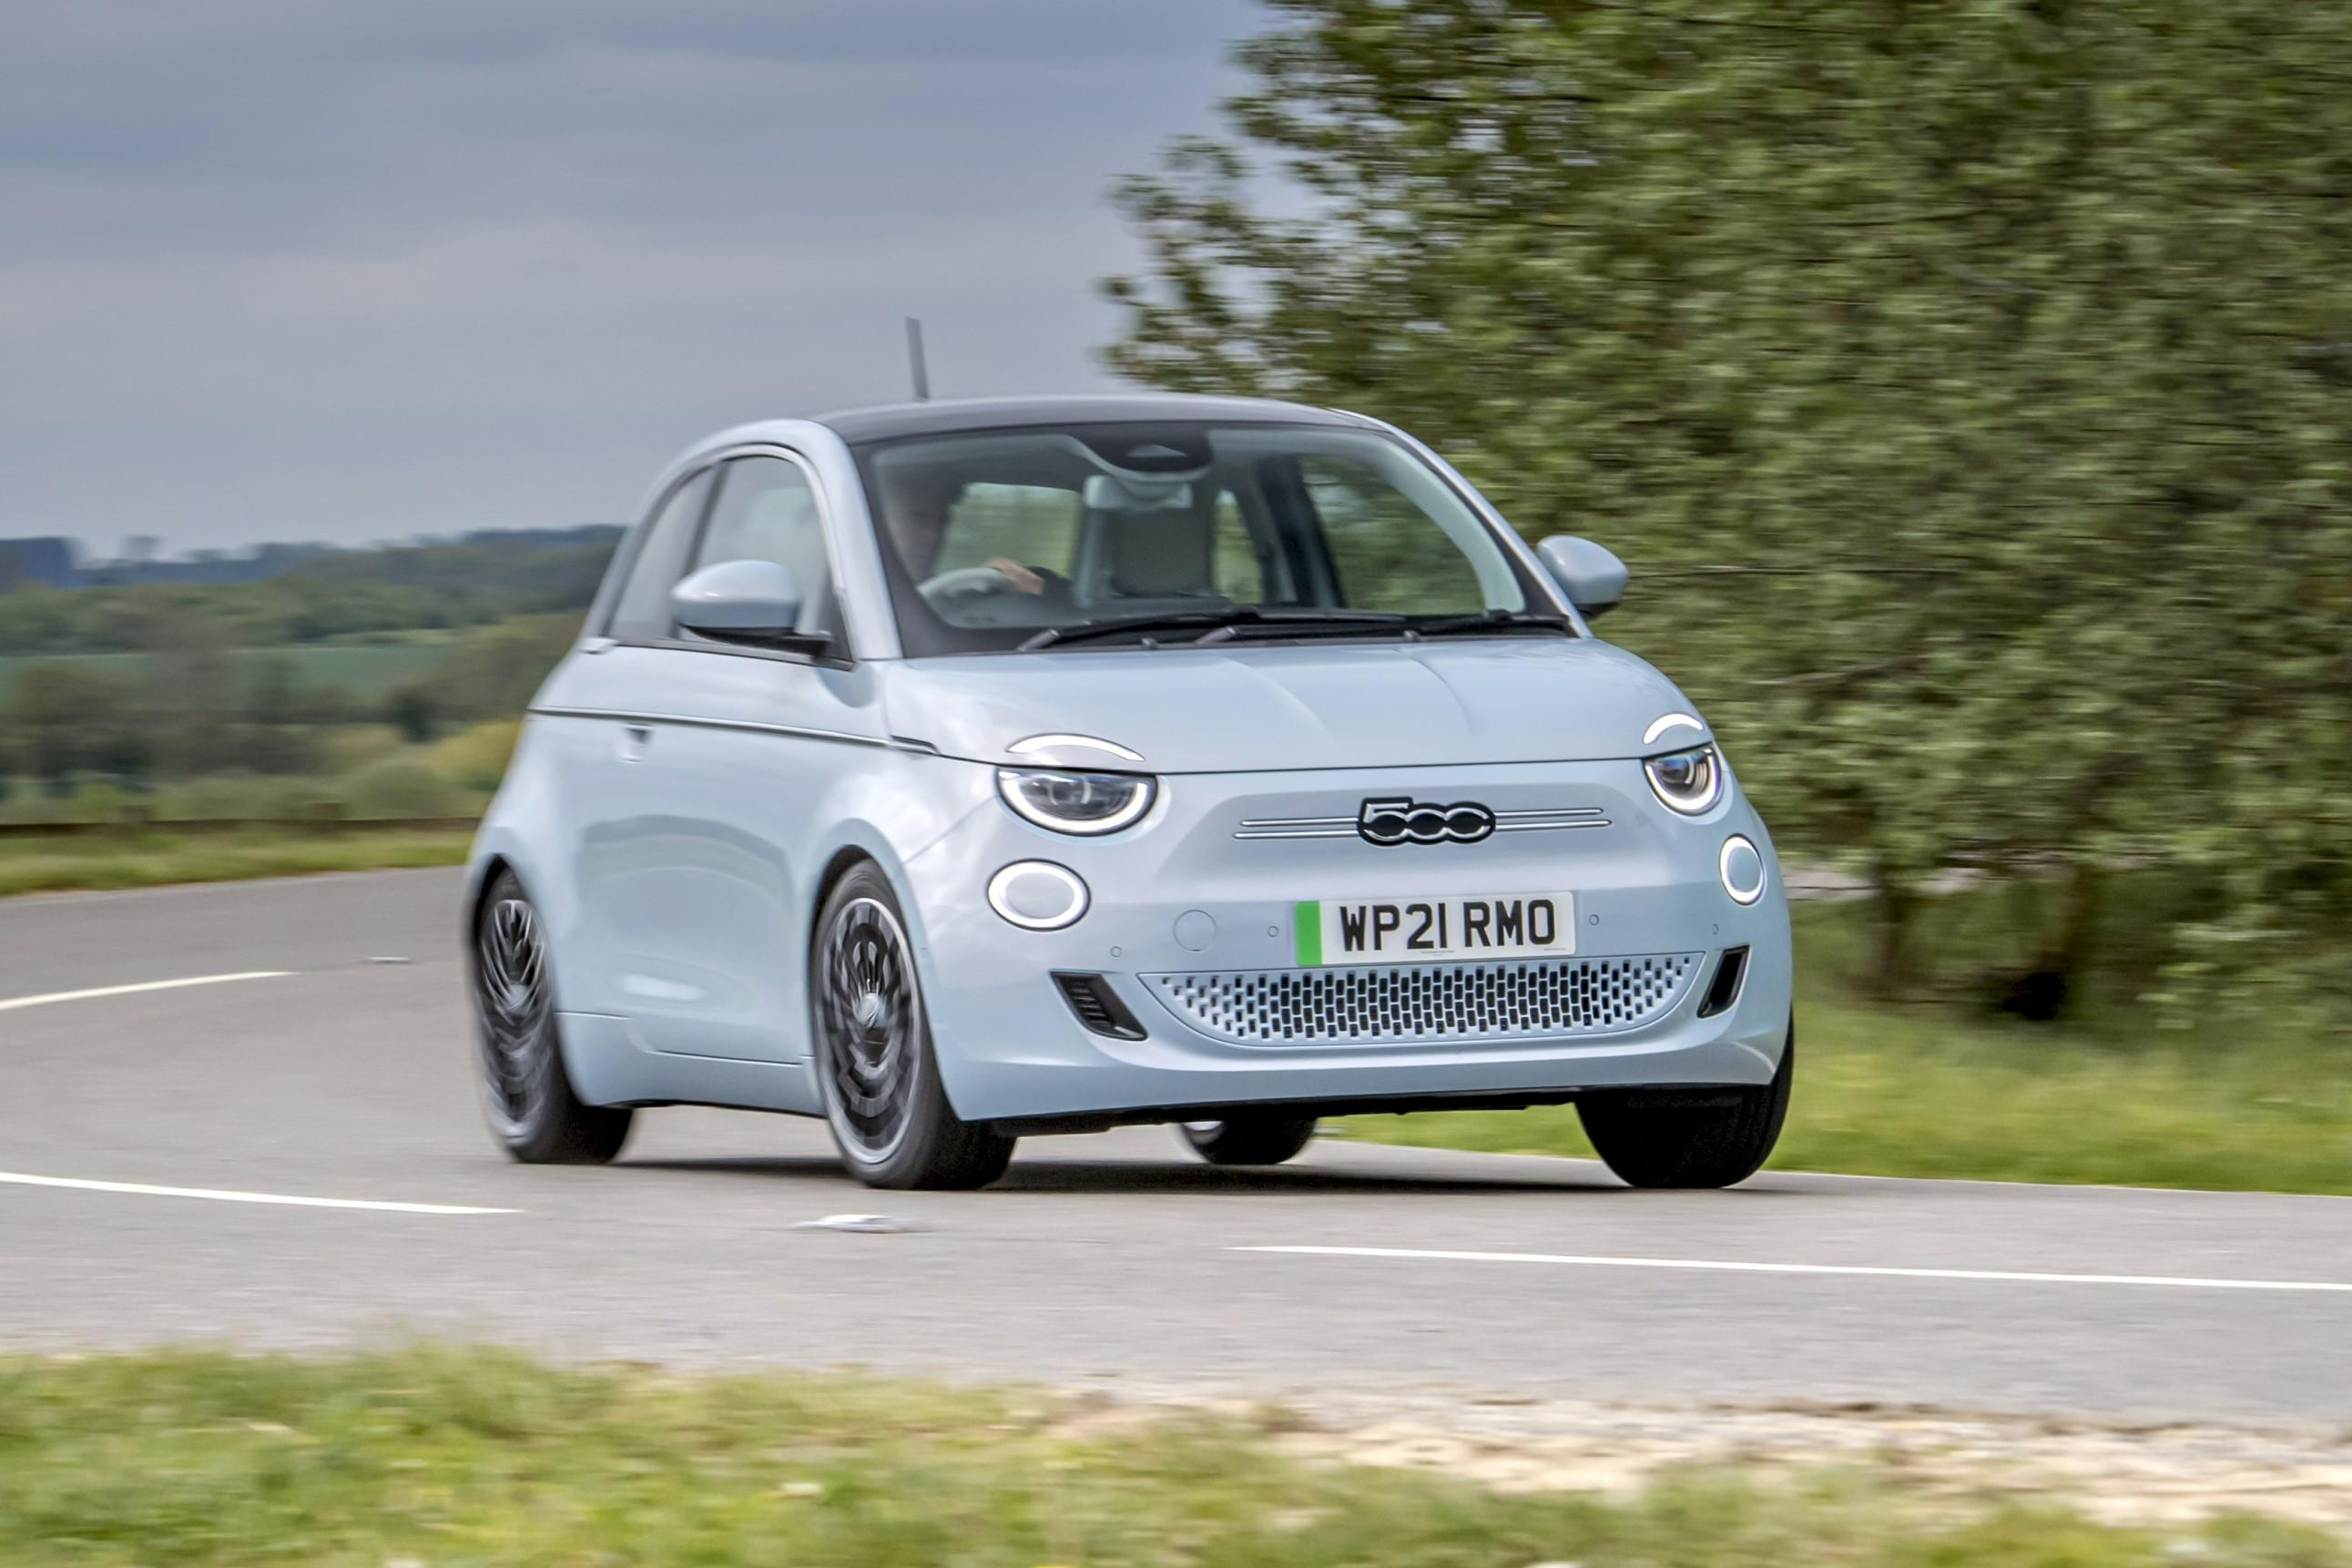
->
[812, 392, 1368, 444]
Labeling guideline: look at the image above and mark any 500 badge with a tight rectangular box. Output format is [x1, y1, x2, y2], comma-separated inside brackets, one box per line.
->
[1356, 797, 1496, 846]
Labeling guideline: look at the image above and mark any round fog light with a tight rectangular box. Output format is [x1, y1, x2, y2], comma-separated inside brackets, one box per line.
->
[987, 860, 1090, 931]
[1719, 835, 1767, 906]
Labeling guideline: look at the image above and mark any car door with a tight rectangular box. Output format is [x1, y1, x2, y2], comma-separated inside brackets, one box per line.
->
[564, 448, 886, 1063]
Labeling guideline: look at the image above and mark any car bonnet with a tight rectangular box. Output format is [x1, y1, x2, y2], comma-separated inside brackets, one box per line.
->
[879, 638, 1710, 773]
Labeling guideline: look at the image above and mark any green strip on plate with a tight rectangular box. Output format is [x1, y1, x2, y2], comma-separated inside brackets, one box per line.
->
[1294, 900, 1321, 966]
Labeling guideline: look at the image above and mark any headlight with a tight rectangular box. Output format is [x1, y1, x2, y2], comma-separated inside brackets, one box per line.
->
[995, 768, 1157, 835]
[1644, 742, 1724, 815]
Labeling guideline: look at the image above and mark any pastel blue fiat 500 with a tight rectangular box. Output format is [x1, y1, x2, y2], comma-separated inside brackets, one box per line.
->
[466, 394, 1792, 1190]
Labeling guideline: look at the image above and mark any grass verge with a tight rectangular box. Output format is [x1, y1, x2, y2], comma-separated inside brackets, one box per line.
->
[0, 828, 473, 897]
[2, 1348, 2339, 1566]
[1349, 903, 2352, 1196]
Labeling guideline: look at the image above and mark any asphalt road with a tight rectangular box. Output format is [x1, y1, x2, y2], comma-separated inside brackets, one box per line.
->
[4, 868, 2347, 1424]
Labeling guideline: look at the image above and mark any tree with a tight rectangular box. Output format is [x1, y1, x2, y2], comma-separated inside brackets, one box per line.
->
[140, 606, 242, 778]
[387, 684, 443, 745]
[1107, 0, 2352, 1003]
[4, 661, 144, 792]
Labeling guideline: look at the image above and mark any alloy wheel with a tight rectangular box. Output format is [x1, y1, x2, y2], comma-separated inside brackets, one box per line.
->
[818, 896, 922, 1166]
[475, 895, 554, 1137]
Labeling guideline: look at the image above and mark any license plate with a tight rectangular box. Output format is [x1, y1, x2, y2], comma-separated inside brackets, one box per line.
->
[1294, 893, 1576, 966]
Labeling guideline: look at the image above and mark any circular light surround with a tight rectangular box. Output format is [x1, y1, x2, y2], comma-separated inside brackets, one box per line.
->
[996, 768, 1157, 835]
[1644, 742, 1725, 815]
[1719, 835, 1767, 905]
[986, 860, 1091, 931]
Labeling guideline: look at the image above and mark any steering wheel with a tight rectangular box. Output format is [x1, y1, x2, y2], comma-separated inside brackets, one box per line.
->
[918, 565, 1021, 605]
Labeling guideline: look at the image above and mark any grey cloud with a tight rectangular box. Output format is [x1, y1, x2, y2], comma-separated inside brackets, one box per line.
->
[0, 0, 1263, 549]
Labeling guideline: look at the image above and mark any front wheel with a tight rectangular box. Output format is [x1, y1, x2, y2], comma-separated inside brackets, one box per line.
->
[1579, 1022, 1794, 1189]
[810, 863, 1015, 1190]
[1178, 1115, 1319, 1167]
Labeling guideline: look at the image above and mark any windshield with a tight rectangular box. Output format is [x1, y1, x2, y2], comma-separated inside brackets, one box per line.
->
[854, 422, 1553, 655]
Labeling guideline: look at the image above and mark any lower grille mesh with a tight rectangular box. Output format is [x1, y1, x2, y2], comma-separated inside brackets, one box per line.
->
[1145, 953, 1700, 1046]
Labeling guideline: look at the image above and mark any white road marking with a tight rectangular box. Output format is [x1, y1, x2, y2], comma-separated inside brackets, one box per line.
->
[1235, 1245, 2352, 1294]
[0, 972, 292, 1013]
[0, 1172, 517, 1216]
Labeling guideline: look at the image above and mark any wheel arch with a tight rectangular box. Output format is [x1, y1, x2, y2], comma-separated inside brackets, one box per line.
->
[796, 825, 933, 967]
[463, 818, 586, 1014]
[464, 852, 515, 941]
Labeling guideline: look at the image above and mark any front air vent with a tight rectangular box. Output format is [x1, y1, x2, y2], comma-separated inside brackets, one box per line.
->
[1054, 972, 1147, 1040]
[1146, 953, 1698, 1047]
[1696, 946, 1748, 1018]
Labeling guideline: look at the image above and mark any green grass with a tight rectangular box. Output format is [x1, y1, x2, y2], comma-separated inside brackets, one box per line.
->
[0, 641, 456, 701]
[1350, 901, 2352, 1196]
[1, 1347, 2337, 1566]
[0, 828, 473, 897]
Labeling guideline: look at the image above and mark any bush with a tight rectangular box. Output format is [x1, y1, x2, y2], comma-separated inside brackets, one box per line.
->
[153, 774, 327, 822]
[337, 757, 466, 820]
[386, 684, 442, 744]
[429, 719, 521, 794]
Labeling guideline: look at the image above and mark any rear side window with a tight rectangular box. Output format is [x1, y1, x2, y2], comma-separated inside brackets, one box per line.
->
[691, 454, 839, 637]
[606, 468, 713, 642]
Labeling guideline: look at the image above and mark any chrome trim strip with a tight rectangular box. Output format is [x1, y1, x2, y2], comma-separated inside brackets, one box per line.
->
[1234, 806, 1611, 840]
[528, 705, 909, 751]
[1232, 827, 1360, 840]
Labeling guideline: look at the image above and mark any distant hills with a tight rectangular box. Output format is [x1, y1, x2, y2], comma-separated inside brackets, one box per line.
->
[0, 525, 624, 591]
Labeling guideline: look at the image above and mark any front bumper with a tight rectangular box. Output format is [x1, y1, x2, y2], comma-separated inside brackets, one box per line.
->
[901, 759, 1793, 1125]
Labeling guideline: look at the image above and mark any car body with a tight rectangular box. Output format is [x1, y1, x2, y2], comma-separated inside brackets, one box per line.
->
[465, 393, 1793, 1188]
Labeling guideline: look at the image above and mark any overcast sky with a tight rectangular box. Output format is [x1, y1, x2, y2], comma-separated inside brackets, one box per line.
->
[0, 1, 1263, 553]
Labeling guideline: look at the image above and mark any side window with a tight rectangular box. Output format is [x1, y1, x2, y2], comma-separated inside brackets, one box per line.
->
[691, 455, 837, 637]
[607, 468, 714, 642]
[1301, 454, 1485, 614]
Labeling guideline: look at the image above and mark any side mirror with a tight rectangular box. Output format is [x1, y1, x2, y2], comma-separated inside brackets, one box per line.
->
[1535, 535, 1628, 619]
[671, 558, 819, 649]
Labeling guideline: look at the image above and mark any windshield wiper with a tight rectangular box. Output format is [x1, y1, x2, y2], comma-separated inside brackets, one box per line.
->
[1019, 607, 1406, 651]
[1406, 608, 1577, 638]
[1191, 609, 1411, 645]
[1019, 610, 1246, 651]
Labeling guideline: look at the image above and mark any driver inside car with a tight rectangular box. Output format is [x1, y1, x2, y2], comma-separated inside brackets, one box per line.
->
[879, 466, 1049, 596]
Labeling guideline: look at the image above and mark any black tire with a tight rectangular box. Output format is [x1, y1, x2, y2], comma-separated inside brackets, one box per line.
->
[1580, 1021, 1795, 1190]
[1178, 1114, 1319, 1167]
[810, 861, 1015, 1190]
[471, 870, 633, 1165]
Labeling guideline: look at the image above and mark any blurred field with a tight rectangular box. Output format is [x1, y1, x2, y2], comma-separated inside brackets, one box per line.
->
[0, 718, 508, 894]
[1352, 899, 2352, 1196]
[0, 640, 454, 703]
[4, 1346, 2339, 1566]
[0, 828, 474, 898]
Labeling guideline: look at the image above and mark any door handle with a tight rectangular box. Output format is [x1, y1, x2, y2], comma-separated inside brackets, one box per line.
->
[618, 724, 653, 763]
